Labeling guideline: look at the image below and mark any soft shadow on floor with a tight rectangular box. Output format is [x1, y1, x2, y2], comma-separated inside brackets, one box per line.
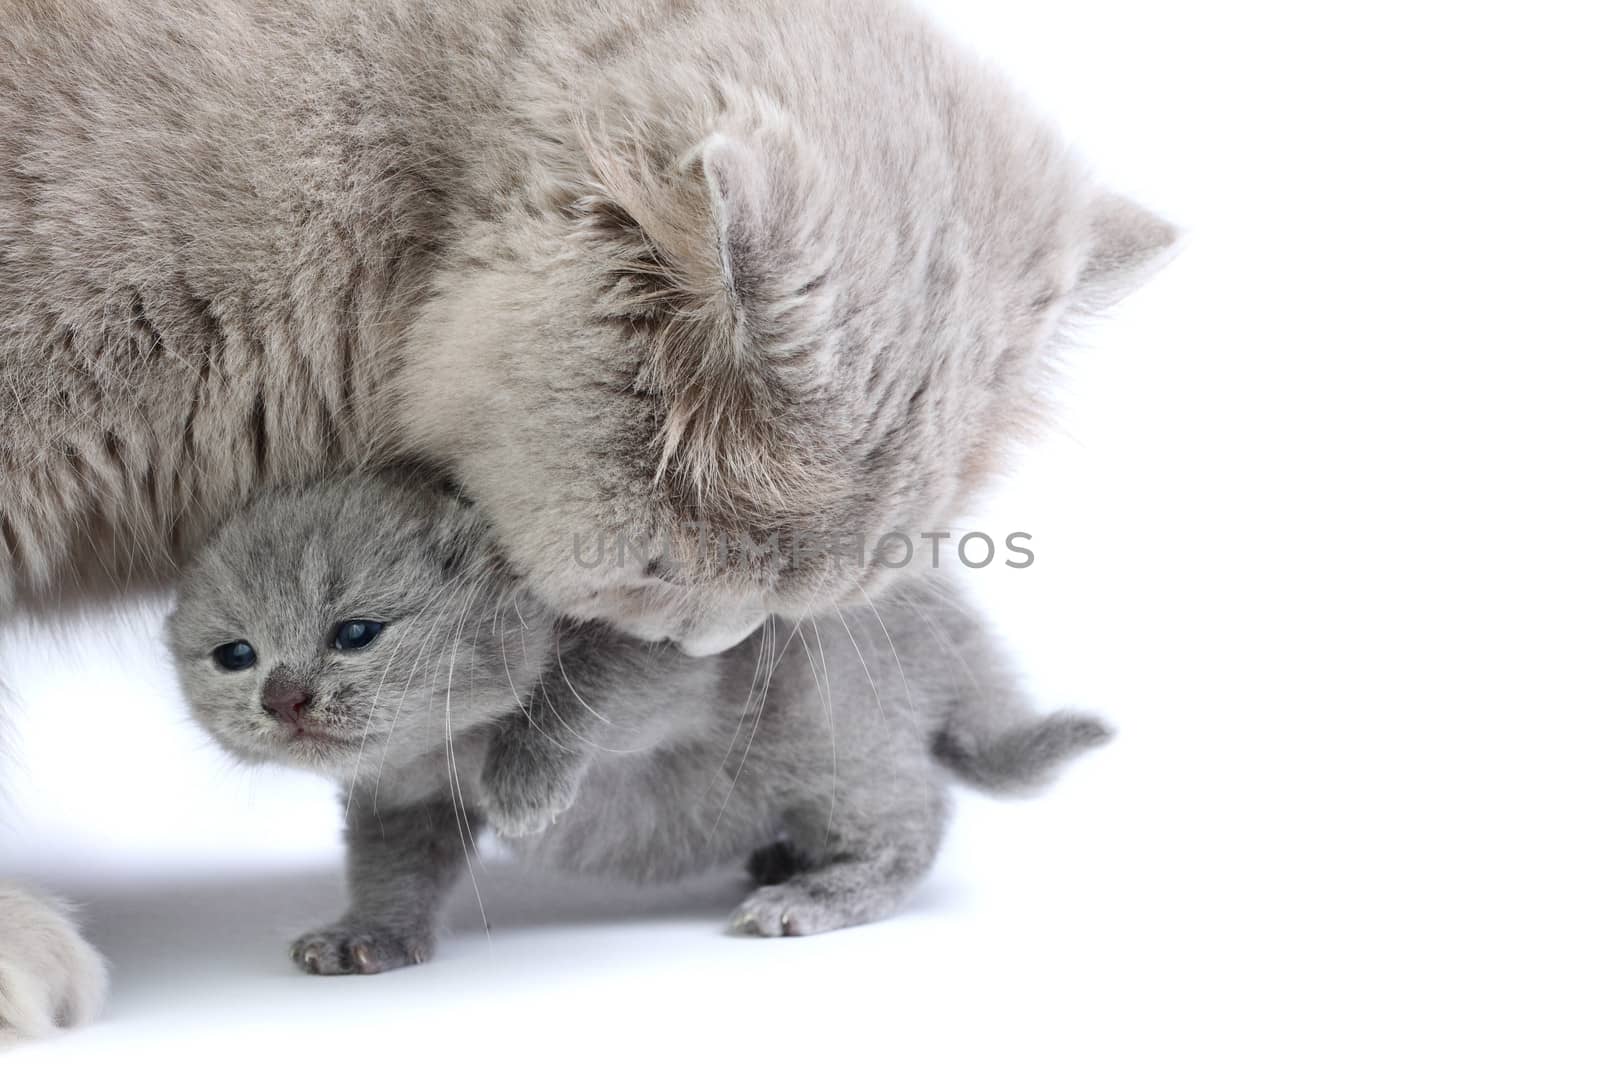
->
[81, 860, 740, 951]
[8, 854, 965, 1035]
[9, 858, 742, 1008]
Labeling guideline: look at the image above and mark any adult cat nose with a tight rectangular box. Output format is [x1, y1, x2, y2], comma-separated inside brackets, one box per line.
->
[262, 677, 313, 725]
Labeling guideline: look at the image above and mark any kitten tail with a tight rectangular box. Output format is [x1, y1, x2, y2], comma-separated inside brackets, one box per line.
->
[931, 712, 1111, 796]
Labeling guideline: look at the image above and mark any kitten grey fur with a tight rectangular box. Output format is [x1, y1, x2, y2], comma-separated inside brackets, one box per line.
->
[2, 0, 1172, 1033]
[167, 474, 1110, 971]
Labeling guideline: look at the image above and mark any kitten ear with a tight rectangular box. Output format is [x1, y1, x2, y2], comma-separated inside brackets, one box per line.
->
[1073, 191, 1181, 311]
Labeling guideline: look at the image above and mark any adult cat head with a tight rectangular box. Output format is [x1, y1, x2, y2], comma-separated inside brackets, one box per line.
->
[401, 0, 1177, 653]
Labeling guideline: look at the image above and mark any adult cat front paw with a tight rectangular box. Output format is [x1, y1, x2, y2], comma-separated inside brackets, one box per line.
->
[290, 922, 432, 976]
[0, 885, 108, 1043]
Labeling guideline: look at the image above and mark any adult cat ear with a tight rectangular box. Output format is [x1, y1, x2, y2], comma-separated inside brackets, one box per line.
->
[1071, 190, 1182, 312]
[649, 131, 836, 513]
[576, 126, 836, 516]
[700, 134, 768, 313]
[695, 131, 831, 352]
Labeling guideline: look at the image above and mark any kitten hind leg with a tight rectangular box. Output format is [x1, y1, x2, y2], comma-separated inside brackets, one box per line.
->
[292, 796, 478, 976]
[745, 838, 811, 886]
[730, 790, 948, 938]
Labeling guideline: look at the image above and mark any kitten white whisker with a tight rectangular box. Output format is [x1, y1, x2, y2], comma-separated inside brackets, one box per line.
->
[348, 575, 463, 816]
[373, 570, 479, 805]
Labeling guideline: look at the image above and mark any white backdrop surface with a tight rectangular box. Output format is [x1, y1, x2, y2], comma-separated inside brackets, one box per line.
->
[3, 1, 1596, 1086]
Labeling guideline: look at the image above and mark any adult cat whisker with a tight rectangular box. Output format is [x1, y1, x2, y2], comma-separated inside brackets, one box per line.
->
[494, 599, 575, 758]
[553, 629, 614, 729]
[846, 572, 914, 707]
[491, 624, 621, 759]
[537, 673, 597, 754]
[548, 629, 650, 757]
[711, 613, 780, 788]
[717, 614, 775, 770]
[441, 571, 492, 942]
[518, 679, 578, 757]
[799, 618, 839, 852]
[833, 604, 886, 727]
[735, 614, 773, 720]
[900, 574, 983, 624]
[709, 588, 818, 838]
[902, 599, 984, 698]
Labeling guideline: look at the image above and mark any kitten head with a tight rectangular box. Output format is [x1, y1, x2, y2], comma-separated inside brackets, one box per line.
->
[402, 0, 1178, 654]
[166, 473, 547, 779]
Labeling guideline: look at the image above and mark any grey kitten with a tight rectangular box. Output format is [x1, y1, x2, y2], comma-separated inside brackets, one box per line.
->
[167, 474, 1110, 972]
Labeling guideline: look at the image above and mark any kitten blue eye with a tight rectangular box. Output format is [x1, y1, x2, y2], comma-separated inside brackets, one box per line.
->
[331, 620, 384, 652]
[212, 641, 257, 671]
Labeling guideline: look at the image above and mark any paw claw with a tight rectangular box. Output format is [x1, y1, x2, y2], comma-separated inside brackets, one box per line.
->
[730, 880, 878, 938]
[290, 923, 432, 976]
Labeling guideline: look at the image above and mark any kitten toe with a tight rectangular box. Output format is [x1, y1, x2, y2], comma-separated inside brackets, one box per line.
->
[290, 924, 432, 976]
[728, 885, 849, 938]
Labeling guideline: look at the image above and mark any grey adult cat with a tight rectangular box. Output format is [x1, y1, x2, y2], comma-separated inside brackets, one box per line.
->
[1, 0, 1174, 1036]
[166, 473, 1109, 972]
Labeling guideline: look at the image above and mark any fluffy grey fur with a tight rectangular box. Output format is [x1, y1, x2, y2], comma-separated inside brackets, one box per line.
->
[2, 0, 1172, 1032]
[2, 0, 1176, 648]
[0, 888, 106, 1045]
[167, 474, 1109, 971]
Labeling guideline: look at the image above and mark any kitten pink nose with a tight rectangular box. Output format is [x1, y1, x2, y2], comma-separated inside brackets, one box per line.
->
[262, 682, 313, 725]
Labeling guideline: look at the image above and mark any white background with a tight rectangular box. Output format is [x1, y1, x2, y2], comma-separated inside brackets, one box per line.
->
[4, 0, 1597, 1085]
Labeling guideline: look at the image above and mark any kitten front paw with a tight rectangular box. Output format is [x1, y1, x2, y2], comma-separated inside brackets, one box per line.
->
[482, 733, 582, 839]
[290, 923, 433, 976]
